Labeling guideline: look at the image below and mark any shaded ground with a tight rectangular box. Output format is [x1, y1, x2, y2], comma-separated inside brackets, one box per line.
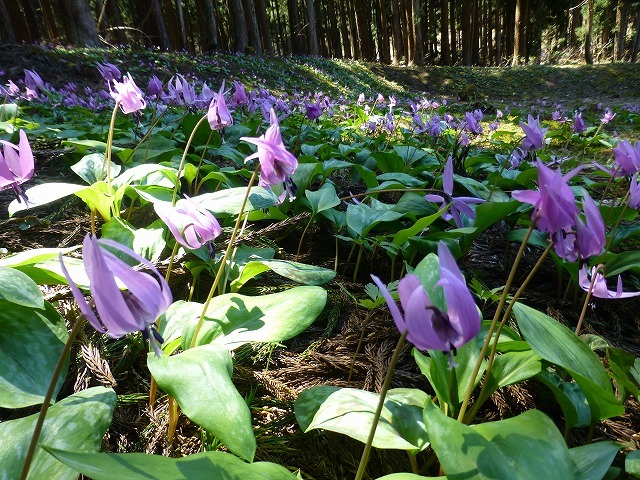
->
[1, 44, 639, 479]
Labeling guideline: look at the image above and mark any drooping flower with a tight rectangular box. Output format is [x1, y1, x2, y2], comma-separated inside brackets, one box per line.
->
[24, 69, 44, 91]
[207, 81, 233, 130]
[0, 130, 34, 203]
[612, 139, 640, 176]
[573, 112, 587, 134]
[229, 81, 249, 107]
[240, 108, 298, 202]
[165, 74, 197, 106]
[629, 173, 640, 210]
[372, 242, 480, 357]
[154, 196, 221, 250]
[520, 114, 547, 151]
[305, 103, 322, 120]
[463, 111, 483, 134]
[147, 75, 163, 98]
[97, 62, 122, 82]
[575, 191, 605, 259]
[512, 160, 581, 234]
[59, 234, 172, 356]
[424, 156, 485, 228]
[109, 73, 146, 114]
[579, 265, 640, 299]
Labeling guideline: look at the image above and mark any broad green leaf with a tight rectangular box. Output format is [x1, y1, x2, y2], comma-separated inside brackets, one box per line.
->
[295, 386, 430, 451]
[74, 181, 116, 221]
[346, 203, 404, 238]
[376, 172, 425, 187]
[537, 369, 591, 429]
[71, 153, 121, 184]
[0, 266, 44, 309]
[147, 345, 256, 461]
[393, 145, 428, 165]
[0, 247, 77, 268]
[171, 286, 326, 349]
[231, 259, 336, 291]
[195, 186, 279, 216]
[569, 442, 619, 480]
[17, 256, 90, 288]
[101, 217, 165, 263]
[483, 350, 542, 399]
[0, 301, 68, 408]
[8, 183, 86, 217]
[0, 387, 116, 480]
[112, 163, 177, 188]
[132, 135, 180, 163]
[606, 347, 640, 401]
[378, 475, 443, 480]
[44, 448, 298, 480]
[604, 251, 640, 276]
[472, 200, 520, 232]
[305, 182, 341, 216]
[513, 302, 624, 421]
[423, 400, 573, 480]
[627, 450, 640, 477]
[392, 206, 449, 246]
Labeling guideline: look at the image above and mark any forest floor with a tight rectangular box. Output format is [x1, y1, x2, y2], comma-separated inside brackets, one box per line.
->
[1, 44, 640, 480]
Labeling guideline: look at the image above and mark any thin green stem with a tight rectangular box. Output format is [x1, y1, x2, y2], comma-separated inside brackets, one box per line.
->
[408, 452, 419, 474]
[172, 115, 209, 206]
[20, 314, 85, 480]
[348, 309, 373, 384]
[295, 216, 314, 261]
[575, 263, 605, 336]
[189, 168, 260, 349]
[354, 331, 407, 480]
[353, 243, 364, 282]
[464, 241, 553, 423]
[457, 222, 537, 422]
[102, 102, 120, 194]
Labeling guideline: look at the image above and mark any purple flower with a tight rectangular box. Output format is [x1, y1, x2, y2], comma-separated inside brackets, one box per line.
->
[0, 130, 34, 203]
[24, 69, 44, 91]
[612, 140, 640, 176]
[147, 75, 163, 98]
[371, 242, 480, 356]
[512, 160, 581, 234]
[154, 196, 221, 250]
[600, 108, 616, 124]
[97, 62, 121, 82]
[305, 103, 322, 120]
[629, 174, 640, 209]
[424, 156, 485, 228]
[575, 191, 605, 259]
[229, 81, 248, 107]
[165, 75, 197, 106]
[240, 108, 298, 202]
[520, 114, 547, 151]
[579, 266, 640, 299]
[573, 112, 587, 134]
[6, 80, 20, 96]
[207, 81, 233, 130]
[463, 112, 483, 134]
[109, 73, 146, 114]
[59, 234, 172, 356]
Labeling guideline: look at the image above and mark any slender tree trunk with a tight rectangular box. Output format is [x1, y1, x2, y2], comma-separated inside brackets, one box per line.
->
[163, 0, 181, 50]
[0, 0, 16, 42]
[21, 0, 41, 41]
[375, 0, 391, 62]
[255, 0, 273, 54]
[195, 0, 218, 52]
[487, 0, 494, 65]
[354, 0, 374, 60]
[230, 0, 249, 52]
[306, 0, 319, 55]
[273, 0, 288, 54]
[403, 0, 415, 64]
[615, 0, 630, 60]
[391, 0, 404, 63]
[339, 0, 352, 58]
[495, 3, 502, 63]
[585, 0, 593, 63]
[512, 0, 523, 65]
[440, 0, 450, 64]
[472, 0, 481, 64]
[287, 0, 304, 54]
[175, 0, 187, 50]
[347, 0, 360, 58]
[38, 0, 60, 42]
[520, 0, 529, 62]
[412, 0, 423, 65]
[450, 0, 457, 62]
[243, 0, 262, 54]
[462, 0, 473, 65]
[630, 6, 640, 61]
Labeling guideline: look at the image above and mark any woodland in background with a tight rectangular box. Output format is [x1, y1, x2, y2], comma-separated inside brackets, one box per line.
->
[1, 0, 640, 66]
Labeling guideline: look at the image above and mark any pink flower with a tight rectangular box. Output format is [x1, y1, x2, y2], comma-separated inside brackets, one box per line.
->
[0, 130, 34, 203]
[579, 266, 640, 299]
[520, 114, 547, 151]
[207, 81, 233, 130]
[109, 73, 146, 114]
[154, 196, 221, 250]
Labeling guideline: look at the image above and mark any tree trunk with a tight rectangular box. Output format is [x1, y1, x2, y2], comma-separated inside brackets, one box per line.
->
[461, 0, 473, 65]
[59, 0, 101, 47]
[175, 0, 187, 50]
[288, 0, 305, 54]
[615, 0, 630, 60]
[450, 0, 457, 62]
[487, 0, 494, 65]
[630, 6, 640, 62]
[273, 0, 288, 54]
[347, 0, 360, 58]
[255, 0, 273, 54]
[21, 0, 42, 41]
[495, 2, 502, 64]
[585, 0, 593, 63]
[391, 0, 404, 63]
[472, 0, 481, 64]
[229, 0, 249, 52]
[520, 0, 529, 62]
[339, 0, 352, 58]
[412, 0, 423, 65]
[243, 0, 262, 54]
[354, 0, 374, 60]
[375, 0, 391, 63]
[162, 0, 181, 50]
[38, 0, 60, 42]
[512, 0, 523, 65]
[440, 0, 450, 64]
[7, 0, 32, 42]
[402, 0, 414, 64]
[0, 0, 16, 42]
[196, 0, 218, 52]
[306, 0, 319, 55]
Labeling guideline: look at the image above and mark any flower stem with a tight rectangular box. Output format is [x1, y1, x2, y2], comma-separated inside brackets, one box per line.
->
[172, 114, 208, 206]
[457, 222, 536, 422]
[295, 216, 314, 261]
[189, 167, 260, 349]
[102, 101, 120, 194]
[354, 330, 407, 480]
[348, 309, 373, 384]
[20, 314, 85, 480]
[575, 264, 605, 336]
